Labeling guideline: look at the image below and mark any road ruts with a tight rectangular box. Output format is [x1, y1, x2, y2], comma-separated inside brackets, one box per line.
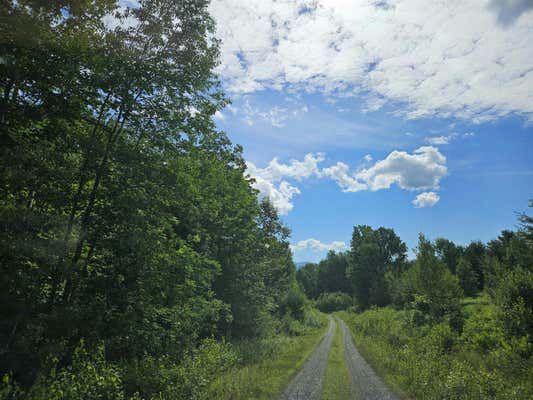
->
[278, 316, 335, 400]
[339, 318, 399, 400]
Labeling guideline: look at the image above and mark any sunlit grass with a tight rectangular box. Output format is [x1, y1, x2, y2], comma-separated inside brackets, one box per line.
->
[209, 314, 328, 400]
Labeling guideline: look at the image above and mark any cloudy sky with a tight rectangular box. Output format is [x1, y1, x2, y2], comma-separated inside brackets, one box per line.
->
[208, 0, 533, 262]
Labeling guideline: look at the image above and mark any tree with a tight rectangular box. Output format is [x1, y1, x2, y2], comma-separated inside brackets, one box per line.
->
[456, 257, 479, 297]
[0, 1, 297, 393]
[400, 235, 463, 326]
[463, 241, 486, 290]
[317, 251, 352, 295]
[348, 225, 407, 308]
[435, 238, 463, 274]
[296, 263, 320, 299]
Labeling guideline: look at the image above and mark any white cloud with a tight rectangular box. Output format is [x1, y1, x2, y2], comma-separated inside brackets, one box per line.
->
[412, 191, 440, 208]
[322, 162, 368, 192]
[291, 238, 347, 252]
[240, 98, 291, 127]
[248, 153, 325, 182]
[247, 147, 448, 213]
[363, 154, 373, 162]
[426, 136, 452, 145]
[246, 153, 325, 214]
[425, 131, 476, 144]
[214, 110, 225, 120]
[250, 176, 300, 215]
[210, 0, 533, 122]
[323, 146, 447, 192]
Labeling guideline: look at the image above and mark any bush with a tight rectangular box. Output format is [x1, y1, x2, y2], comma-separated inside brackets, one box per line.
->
[280, 281, 306, 321]
[462, 306, 505, 353]
[27, 342, 124, 400]
[342, 306, 533, 400]
[122, 338, 236, 400]
[316, 292, 353, 313]
[495, 267, 533, 344]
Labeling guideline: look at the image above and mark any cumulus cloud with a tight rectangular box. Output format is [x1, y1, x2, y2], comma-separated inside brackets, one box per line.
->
[210, 0, 533, 121]
[321, 162, 368, 192]
[247, 147, 447, 213]
[291, 238, 347, 252]
[246, 153, 325, 214]
[412, 191, 440, 208]
[323, 146, 447, 192]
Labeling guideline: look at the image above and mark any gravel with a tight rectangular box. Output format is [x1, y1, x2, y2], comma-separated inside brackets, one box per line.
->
[339, 318, 399, 400]
[278, 316, 335, 400]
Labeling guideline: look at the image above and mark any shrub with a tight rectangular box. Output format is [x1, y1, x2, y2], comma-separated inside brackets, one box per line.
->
[495, 267, 533, 349]
[280, 281, 306, 321]
[315, 292, 353, 313]
[462, 306, 505, 353]
[122, 338, 236, 400]
[28, 342, 124, 400]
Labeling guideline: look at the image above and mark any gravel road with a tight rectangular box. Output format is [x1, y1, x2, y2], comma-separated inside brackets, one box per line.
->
[278, 316, 335, 400]
[339, 318, 399, 400]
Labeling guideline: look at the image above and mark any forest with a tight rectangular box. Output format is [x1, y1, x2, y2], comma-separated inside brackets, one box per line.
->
[1, 1, 532, 399]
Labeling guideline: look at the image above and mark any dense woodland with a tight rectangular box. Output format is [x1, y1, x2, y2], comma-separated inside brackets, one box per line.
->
[0, 1, 310, 398]
[1, 1, 533, 399]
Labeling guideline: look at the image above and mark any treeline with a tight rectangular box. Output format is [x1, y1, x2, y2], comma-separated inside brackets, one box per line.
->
[0, 1, 307, 398]
[298, 208, 533, 341]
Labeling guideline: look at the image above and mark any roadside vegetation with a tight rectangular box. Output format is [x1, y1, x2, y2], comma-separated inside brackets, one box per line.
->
[210, 308, 326, 400]
[299, 203, 533, 400]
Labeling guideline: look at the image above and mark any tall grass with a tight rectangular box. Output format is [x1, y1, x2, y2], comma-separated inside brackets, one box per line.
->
[339, 297, 533, 400]
[209, 309, 327, 400]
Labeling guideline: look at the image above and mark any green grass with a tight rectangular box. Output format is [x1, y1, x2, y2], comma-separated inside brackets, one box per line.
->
[209, 313, 328, 400]
[321, 318, 355, 400]
[338, 297, 533, 400]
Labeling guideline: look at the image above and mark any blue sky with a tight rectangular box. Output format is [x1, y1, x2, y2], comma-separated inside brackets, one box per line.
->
[205, 0, 533, 262]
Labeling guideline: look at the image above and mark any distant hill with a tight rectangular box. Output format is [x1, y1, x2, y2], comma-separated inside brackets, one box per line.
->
[295, 261, 312, 268]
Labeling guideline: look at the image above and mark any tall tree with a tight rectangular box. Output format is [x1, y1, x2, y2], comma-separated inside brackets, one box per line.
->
[317, 251, 352, 295]
[435, 238, 463, 274]
[348, 225, 407, 308]
[0, 0, 295, 390]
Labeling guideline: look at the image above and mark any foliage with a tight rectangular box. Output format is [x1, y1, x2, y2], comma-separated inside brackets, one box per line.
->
[280, 281, 306, 322]
[296, 263, 320, 299]
[121, 339, 236, 400]
[208, 313, 327, 400]
[340, 303, 533, 400]
[396, 235, 463, 326]
[348, 225, 407, 309]
[494, 267, 533, 350]
[27, 342, 124, 400]
[0, 0, 297, 394]
[457, 257, 480, 296]
[315, 292, 353, 313]
[317, 251, 352, 295]
[435, 238, 463, 274]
